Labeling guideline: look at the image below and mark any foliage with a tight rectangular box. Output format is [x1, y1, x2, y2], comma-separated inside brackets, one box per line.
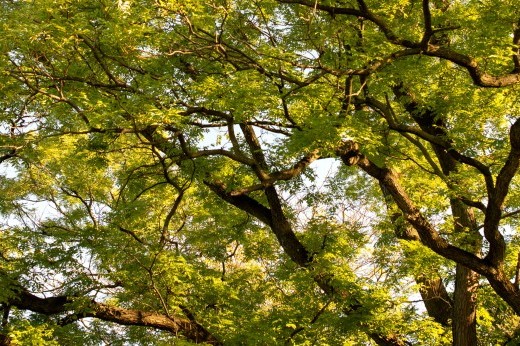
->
[0, 0, 520, 344]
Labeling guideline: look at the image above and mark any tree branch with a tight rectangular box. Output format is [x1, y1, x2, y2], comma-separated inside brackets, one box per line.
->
[278, 1, 520, 87]
[203, 180, 272, 225]
[336, 141, 490, 276]
[420, 0, 433, 47]
[483, 119, 520, 266]
[10, 288, 220, 345]
[424, 47, 520, 87]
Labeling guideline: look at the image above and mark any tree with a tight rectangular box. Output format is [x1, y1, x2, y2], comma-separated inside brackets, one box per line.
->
[0, 0, 520, 344]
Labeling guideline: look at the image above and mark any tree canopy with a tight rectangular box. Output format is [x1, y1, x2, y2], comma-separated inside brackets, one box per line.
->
[0, 0, 520, 344]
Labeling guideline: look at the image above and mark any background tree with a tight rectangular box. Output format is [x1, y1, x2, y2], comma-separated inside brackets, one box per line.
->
[1, 0, 520, 344]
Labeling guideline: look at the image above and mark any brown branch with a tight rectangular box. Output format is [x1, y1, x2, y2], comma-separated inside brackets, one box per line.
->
[483, 119, 520, 266]
[338, 140, 520, 316]
[379, 182, 453, 326]
[418, 276, 453, 326]
[285, 299, 332, 343]
[263, 186, 311, 267]
[277, 0, 418, 48]
[424, 47, 520, 87]
[9, 288, 220, 345]
[205, 164, 405, 344]
[188, 148, 255, 166]
[118, 226, 147, 245]
[420, 0, 433, 47]
[203, 180, 272, 225]
[141, 125, 255, 166]
[239, 124, 270, 179]
[270, 149, 321, 181]
[336, 141, 489, 276]
[515, 252, 520, 289]
[0, 150, 16, 164]
[278, 1, 520, 87]
[502, 208, 520, 220]
[77, 34, 129, 89]
[365, 95, 494, 188]
[179, 106, 232, 121]
[305, 49, 422, 78]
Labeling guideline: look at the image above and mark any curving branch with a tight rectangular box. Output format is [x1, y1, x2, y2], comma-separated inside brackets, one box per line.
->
[363, 95, 494, 191]
[423, 47, 520, 87]
[389, 86, 482, 344]
[336, 141, 489, 276]
[8, 287, 220, 345]
[483, 119, 520, 266]
[278, 0, 520, 87]
[239, 123, 270, 178]
[204, 178, 407, 346]
[203, 180, 272, 225]
[379, 182, 453, 326]
[420, 0, 433, 47]
[513, 20, 520, 73]
[336, 140, 520, 316]
[277, 0, 418, 47]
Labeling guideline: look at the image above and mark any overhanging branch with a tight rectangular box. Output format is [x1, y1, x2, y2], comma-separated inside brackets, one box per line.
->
[9, 287, 220, 345]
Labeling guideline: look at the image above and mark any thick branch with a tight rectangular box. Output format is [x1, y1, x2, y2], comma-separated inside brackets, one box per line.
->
[269, 149, 321, 181]
[337, 141, 490, 276]
[277, 0, 418, 48]
[10, 289, 220, 344]
[204, 180, 311, 267]
[203, 180, 272, 225]
[278, 1, 520, 87]
[215, 150, 322, 196]
[380, 183, 453, 326]
[263, 185, 311, 267]
[418, 276, 453, 326]
[513, 20, 520, 73]
[239, 124, 269, 177]
[420, 0, 433, 47]
[424, 46, 520, 87]
[338, 141, 520, 316]
[365, 95, 494, 189]
[483, 119, 520, 266]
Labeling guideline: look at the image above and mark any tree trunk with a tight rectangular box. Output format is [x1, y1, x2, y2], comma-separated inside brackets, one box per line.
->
[452, 264, 479, 346]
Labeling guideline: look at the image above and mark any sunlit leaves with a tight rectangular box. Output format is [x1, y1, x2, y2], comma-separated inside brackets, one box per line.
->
[1, 0, 520, 344]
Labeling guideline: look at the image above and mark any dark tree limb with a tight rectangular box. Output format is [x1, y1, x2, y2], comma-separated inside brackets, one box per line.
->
[364, 94, 494, 191]
[418, 276, 453, 326]
[380, 182, 453, 326]
[483, 119, 520, 266]
[8, 288, 221, 345]
[391, 86, 482, 345]
[203, 180, 272, 225]
[277, 0, 520, 87]
[337, 141, 488, 276]
[205, 170, 408, 345]
[420, 0, 433, 47]
[263, 185, 312, 267]
[337, 141, 520, 316]
[513, 20, 520, 73]
[423, 47, 520, 87]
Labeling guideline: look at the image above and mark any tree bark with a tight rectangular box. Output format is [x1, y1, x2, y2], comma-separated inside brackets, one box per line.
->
[0, 335, 10, 346]
[452, 264, 479, 346]
[417, 276, 452, 326]
[205, 124, 409, 345]
[394, 88, 481, 346]
[380, 182, 453, 326]
[7, 287, 221, 345]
